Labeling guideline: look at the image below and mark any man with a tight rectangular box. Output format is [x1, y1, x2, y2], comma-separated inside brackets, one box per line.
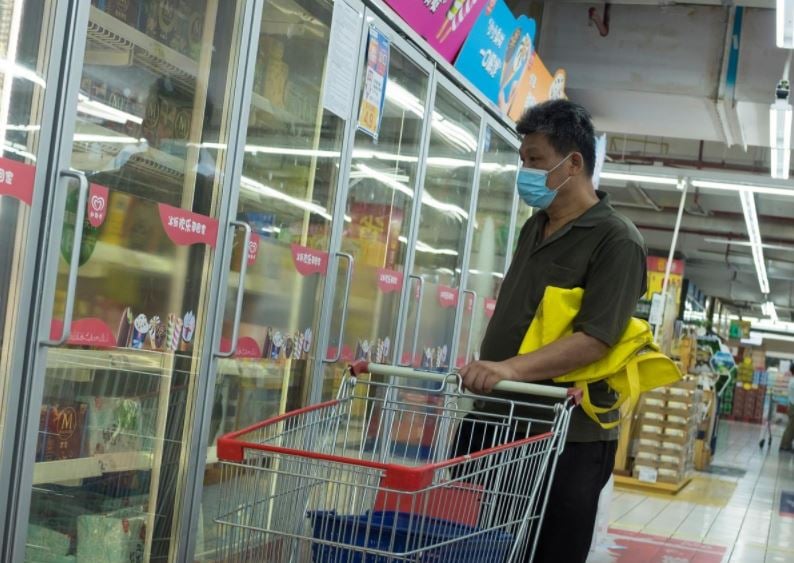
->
[459, 99, 647, 562]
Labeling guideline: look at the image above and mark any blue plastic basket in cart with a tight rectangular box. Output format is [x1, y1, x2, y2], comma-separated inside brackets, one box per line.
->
[308, 510, 514, 563]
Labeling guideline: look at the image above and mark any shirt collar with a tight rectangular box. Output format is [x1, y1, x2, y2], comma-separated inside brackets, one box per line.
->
[569, 191, 613, 228]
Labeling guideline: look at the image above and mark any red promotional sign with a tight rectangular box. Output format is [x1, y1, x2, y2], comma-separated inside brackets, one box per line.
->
[219, 336, 262, 359]
[247, 233, 260, 267]
[0, 156, 35, 205]
[157, 204, 219, 247]
[87, 184, 109, 228]
[437, 285, 459, 309]
[50, 318, 116, 349]
[376, 268, 403, 293]
[484, 299, 497, 318]
[290, 244, 328, 276]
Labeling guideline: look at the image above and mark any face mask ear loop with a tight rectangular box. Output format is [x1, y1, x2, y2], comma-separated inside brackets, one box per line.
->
[548, 153, 575, 191]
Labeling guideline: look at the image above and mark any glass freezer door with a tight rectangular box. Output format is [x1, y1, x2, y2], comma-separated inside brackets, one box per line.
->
[458, 125, 520, 365]
[17, 2, 245, 561]
[0, 0, 65, 536]
[197, 0, 362, 559]
[401, 82, 481, 372]
[321, 31, 432, 397]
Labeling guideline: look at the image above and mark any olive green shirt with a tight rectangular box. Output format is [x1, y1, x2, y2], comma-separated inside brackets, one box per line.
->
[479, 192, 647, 442]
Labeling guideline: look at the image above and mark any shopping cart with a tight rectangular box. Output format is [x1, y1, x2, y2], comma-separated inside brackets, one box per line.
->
[214, 362, 580, 562]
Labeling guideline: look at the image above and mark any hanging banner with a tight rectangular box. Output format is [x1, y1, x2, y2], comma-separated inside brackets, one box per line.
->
[157, 204, 219, 247]
[437, 285, 459, 309]
[645, 257, 685, 309]
[0, 156, 35, 205]
[377, 268, 403, 293]
[357, 27, 390, 140]
[484, 298, 496, 318]
[504, 55, 567, 121]
[454, 0, 536, 110]
[290, 244, 329, 276]
[383, 0, 487, 63]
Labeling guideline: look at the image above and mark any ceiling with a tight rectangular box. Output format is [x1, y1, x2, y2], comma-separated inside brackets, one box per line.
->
[531, 0, 794, 320]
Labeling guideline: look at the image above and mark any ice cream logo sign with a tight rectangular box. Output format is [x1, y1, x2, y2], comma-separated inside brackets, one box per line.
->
[87, 184, 109, 228]
[247, 234, 260, 266]
[437, 286, 459, 308]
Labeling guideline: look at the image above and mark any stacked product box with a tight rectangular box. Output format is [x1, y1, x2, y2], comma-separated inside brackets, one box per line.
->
[632, 379, 701, 485]
[730, 384, 767, 423]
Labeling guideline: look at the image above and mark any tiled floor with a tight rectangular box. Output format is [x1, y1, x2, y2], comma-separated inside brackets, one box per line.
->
[588, 419, 794, 562]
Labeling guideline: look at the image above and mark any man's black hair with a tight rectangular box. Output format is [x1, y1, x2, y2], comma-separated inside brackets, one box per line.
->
[516, 100, 597, 177]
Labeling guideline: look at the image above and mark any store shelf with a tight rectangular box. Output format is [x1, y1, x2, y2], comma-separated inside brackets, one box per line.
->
[87, 7, 197, 93]
[79, 240, 174, 278]
[251, 93, 303, 124]
[33, 451, 154, 485]
[72, 123, 186, 185]
[46, 347, 175, 375]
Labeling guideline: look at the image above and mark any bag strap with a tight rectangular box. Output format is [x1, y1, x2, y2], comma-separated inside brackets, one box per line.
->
[577, 359, 642, 430]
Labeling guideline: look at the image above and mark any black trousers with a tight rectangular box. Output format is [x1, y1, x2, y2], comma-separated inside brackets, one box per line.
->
[531, 440, 617, 562]
[452, 416, 616, 562]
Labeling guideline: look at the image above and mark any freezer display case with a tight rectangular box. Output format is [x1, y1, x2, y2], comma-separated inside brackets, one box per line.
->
[321, 34, 432, 396]
[20, 1, 245, 561]
[0, 0, 54, 502]
[197, 0, 360, 558]
[457, 126, 519, 365]
[403, 82, 481, 372]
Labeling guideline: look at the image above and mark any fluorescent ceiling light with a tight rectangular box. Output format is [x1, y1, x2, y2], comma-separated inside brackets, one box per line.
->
[0, 58, 45, 88]
[738, 189, 771, 295]
[778, 0, 794, 48]
[770, 98, 792, 149]
[244, 145, 340, 159]
[691, 179, 794, 198]
[73, 134, 145, 144]
[704, 237, 794, 252]
[77, 94, 142, 125]
[599, 171, 680, 185]
[771, 147, 791, 180]
[240, 175, 333, 222]
[398, 236, 458, 256]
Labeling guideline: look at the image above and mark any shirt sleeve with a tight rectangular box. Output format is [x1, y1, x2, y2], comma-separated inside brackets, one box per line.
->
[573, 238, 648, 347]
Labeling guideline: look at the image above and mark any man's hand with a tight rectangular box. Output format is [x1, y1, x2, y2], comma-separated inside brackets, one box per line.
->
[459, 360, 520, 394]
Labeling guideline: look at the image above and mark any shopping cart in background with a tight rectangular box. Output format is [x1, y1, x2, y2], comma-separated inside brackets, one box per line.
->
[214, 362, 580, 562]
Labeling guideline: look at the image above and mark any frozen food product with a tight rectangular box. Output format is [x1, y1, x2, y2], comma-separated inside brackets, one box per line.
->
[40, 403, 88, 461]
[147, 315, 161, 350]
[80, 397, 143, 454]
[26, 523, 71, 560]
[172, 316, 183, 352]
[76, 511, 145, 562]
[131, 314, 150, 349]
[180, 311, 195, 351]
[116, 307, 134, 347]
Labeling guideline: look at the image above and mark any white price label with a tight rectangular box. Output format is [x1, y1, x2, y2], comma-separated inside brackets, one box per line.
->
[649, 293, 666, 326]
[637, 466, 658, 483]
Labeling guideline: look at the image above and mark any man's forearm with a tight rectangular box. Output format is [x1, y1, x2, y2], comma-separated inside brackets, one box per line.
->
[504, 332, 609, 383]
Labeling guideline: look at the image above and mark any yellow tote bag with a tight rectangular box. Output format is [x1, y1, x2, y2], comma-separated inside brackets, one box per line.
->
[518, 287, 682, 429]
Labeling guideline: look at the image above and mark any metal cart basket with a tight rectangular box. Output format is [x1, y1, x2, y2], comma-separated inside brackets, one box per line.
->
[214, 362, 580, 562]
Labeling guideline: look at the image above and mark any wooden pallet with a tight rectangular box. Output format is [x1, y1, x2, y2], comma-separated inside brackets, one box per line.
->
[613, 474, 693, 495]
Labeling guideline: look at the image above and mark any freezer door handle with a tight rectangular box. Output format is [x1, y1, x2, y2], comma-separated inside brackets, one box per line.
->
[42, 170, 89, 347]
[398, 274, 424, 367]
[323, 252, 354, 364]
[215, 221, 252, 359]
[462, 289, 478, 365]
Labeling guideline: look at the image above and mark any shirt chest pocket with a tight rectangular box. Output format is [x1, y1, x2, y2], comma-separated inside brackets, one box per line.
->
[544, 262, 582, 289]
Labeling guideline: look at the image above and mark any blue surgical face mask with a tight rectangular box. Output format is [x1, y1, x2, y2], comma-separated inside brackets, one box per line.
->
[516, 153, 573, 209]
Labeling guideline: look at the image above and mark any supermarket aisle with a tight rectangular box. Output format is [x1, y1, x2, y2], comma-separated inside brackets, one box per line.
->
[588, 420, 794, 562]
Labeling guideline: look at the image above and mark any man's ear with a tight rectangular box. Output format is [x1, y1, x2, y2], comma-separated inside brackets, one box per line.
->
[569, 152, 586, 176]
